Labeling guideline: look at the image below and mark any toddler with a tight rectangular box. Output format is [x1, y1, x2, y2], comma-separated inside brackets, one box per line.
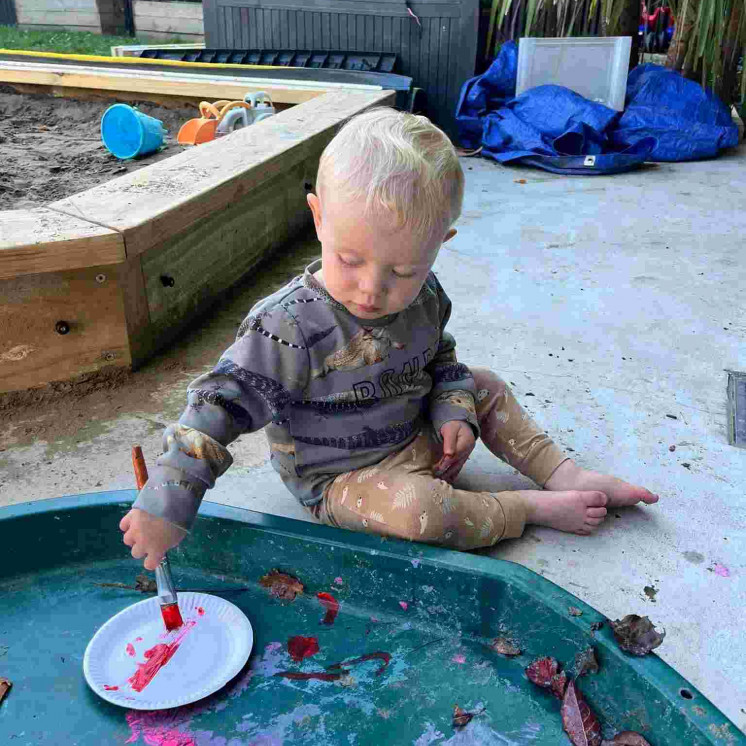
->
[121, 108, 658, 570]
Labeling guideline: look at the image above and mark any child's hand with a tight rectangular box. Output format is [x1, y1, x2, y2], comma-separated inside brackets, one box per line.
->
[120, 508, 187, 570]
[434, 420, 476, 483]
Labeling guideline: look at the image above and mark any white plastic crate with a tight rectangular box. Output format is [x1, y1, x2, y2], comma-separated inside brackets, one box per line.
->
[516, 36, 632, 111]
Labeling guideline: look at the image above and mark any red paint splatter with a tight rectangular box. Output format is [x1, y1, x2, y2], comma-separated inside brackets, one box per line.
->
[126, 643, 136, 657]
[103, 684, 119, 690]
[197, 607, 205, 616]
[161, 602, 184, 632]
[328, 651, 392, 676]
[317, 592, 339, 625]
[128, 622, 195, 692]
[399, 601, 408, 611]
[135, 637, 143, 642]
[287, 636, 320, 662]
[274, 671, 344, 682]
[125, 711, 197, 746]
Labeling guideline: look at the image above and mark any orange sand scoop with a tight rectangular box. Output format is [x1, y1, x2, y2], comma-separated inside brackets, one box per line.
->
[177, 100, 253, 145]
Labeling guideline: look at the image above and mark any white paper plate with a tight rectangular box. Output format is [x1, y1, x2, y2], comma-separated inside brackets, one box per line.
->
[83, 592, 253, 710]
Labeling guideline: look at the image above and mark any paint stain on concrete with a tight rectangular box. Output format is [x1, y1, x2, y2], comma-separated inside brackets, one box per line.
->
[643, 585, 658, 602]
[683, 551, 705, 564]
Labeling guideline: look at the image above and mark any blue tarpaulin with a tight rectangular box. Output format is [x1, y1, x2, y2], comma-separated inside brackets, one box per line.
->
[456, 42, 739, 175]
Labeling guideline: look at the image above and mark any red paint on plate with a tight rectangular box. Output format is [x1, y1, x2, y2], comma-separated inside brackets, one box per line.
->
[287, 636, 320, 662]
[197, 607, 205, 616]
[126, 643, 136, 657]
[104, 685, 119, 691]
[317, 592, 339, 625]
[128, 621, 195, 692]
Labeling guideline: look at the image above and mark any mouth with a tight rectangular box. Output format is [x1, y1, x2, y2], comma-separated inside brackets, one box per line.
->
[354, 303, 381, 313]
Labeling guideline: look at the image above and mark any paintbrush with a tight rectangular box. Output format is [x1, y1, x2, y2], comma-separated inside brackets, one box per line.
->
[131, 445, 184, 632]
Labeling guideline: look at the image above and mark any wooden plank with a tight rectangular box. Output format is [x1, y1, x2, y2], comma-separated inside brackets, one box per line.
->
[132, 14, 204, 36]
[51, 89, 395, 259]
[0, 61, 378, 105]
[133, 0, 203, 19]
[16, 10, 100, 26]
[0, 209, 125, 280]
[0, 265, 131, 394]
[16, 0, 98, 10]
[114, 255, 152, 368]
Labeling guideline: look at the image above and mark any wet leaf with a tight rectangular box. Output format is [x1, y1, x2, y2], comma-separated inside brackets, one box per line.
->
[525, 656, 559, 687]
[287, 636, 319, 663]
[611, 733, 653, 745]
[551, 670, 568, 699]
[609, 615, 664, 656]
[568, 606, 583, 617]
[452, 704, 484, 729]
[0, 677, 11, 704]
[259, 569, 304, 601]
[575, 646, 600, 677]
[489, 637, 521, 657]
[561, 679, 603, 746]
[135, 574, 157, 593]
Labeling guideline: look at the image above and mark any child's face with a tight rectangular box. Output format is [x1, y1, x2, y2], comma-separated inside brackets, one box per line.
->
[307, 191, 455, 320]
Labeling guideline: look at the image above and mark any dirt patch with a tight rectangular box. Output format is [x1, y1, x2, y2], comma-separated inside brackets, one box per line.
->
[0, 86, 198, 210]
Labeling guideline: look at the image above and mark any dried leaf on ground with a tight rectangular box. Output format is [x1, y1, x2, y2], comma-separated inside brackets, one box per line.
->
[135, 574, 157, 593]
[452, 704, 484, 729]
[568, 606, 583, 617]
[611, 733, 653, 745]
[259, 569, 304, 601]
[609, 615, 664, 656]
[525, 656, 567, 699]
[575, 646, 600, 677]
[525, 656, 559, 688]
[489, 637, 522, 656]
[561, 679, 603, 746]
[0, 678, 11, 704]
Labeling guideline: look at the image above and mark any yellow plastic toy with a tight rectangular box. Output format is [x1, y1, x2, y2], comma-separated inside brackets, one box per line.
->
[177, 100, 253, 145]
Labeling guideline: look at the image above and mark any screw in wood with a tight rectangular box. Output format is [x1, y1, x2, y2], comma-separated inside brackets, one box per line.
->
[55, 321, 71, 335]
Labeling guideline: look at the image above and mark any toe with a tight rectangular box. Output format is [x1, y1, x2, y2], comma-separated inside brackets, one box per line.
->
[587, 507, 607, 518]
[587, 491, 608, 507]
[575, 528, 591, 536]
[586, 516, 605, 526]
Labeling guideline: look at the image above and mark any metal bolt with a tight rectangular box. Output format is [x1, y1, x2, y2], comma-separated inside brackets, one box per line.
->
[55, 320, 70, 335]
[95, 274, 107, 283]
[160, 275, 175, 287]
[103, 352, 115, 361]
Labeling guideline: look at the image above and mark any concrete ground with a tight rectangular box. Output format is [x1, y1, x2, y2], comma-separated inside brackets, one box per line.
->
[2, 151, 745, 732]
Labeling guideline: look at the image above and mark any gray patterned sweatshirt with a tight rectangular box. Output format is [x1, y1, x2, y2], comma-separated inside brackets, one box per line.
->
[133, 259, 478, 530]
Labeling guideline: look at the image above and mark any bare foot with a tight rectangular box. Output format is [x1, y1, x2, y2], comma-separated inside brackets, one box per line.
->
[545, 460, 659, 508]
[522, 490, 608, 535]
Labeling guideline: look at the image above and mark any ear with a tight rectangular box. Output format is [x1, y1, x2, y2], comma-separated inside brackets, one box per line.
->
[443, 228, 457, 244]
[307, 193, 323, 236]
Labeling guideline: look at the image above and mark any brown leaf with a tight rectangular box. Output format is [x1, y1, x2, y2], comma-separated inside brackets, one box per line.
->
[569, 606, 583, 617]
[561, 679, 603, 746]
[613, 732, 653, 745]
[452, 705, 474, 729]
[525, 656, 559, 688]
[489, 637, 521, 657]
[0, 678, 11, 704]
[135, 574, 157, 593]
[609, 615, 664, 656]
[575, 646, 600, 677]
[259, 569, 304, 601]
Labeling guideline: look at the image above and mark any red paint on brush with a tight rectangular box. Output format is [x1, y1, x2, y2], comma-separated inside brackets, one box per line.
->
[104, 685, 119, 691]
[316, 592, 339, 625]
[328, 651, 391, 676]
[161, 602, 184, 632]
[274, 671, 344, 682]
[197, 607, 205, 616]
[287, 636, 320, 662]
[126, 643, 136, 657]
[128, 621, 195, 692]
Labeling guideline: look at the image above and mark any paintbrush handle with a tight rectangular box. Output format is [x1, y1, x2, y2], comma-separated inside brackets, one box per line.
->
[132, 445, 148, 490]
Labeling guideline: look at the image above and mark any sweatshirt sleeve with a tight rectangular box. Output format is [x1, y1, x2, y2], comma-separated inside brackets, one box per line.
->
[426, 275, 479, 440]
[132, 304, 309, 530]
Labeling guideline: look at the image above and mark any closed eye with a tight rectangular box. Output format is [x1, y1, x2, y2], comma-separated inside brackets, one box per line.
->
[392, 269, 416, 278]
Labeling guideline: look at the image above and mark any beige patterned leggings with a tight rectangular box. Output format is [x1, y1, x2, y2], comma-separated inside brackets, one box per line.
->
[310, 368, 568, 550]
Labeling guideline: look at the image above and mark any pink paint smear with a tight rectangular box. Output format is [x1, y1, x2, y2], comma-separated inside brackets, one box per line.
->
[334, 577, 344, 585]
[452, 654, 466, 664]
[714, 563, 731, 577]
[126, 643, 136, 657]
[398, 601, 408, 611]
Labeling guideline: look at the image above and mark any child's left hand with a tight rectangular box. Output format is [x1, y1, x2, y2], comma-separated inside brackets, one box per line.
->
[434, 420, 476, 483]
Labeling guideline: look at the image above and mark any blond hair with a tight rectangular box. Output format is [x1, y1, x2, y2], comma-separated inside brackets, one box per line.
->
[316, 108, 464, 242]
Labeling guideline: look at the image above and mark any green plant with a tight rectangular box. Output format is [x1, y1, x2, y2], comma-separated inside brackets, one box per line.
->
[0, 26, 145, 55]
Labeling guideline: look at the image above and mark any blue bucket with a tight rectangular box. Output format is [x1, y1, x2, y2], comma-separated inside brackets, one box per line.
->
[101, 104, 167, 159]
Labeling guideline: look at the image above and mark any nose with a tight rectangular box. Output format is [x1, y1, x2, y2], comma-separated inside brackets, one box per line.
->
[358, 268, 387, 299]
